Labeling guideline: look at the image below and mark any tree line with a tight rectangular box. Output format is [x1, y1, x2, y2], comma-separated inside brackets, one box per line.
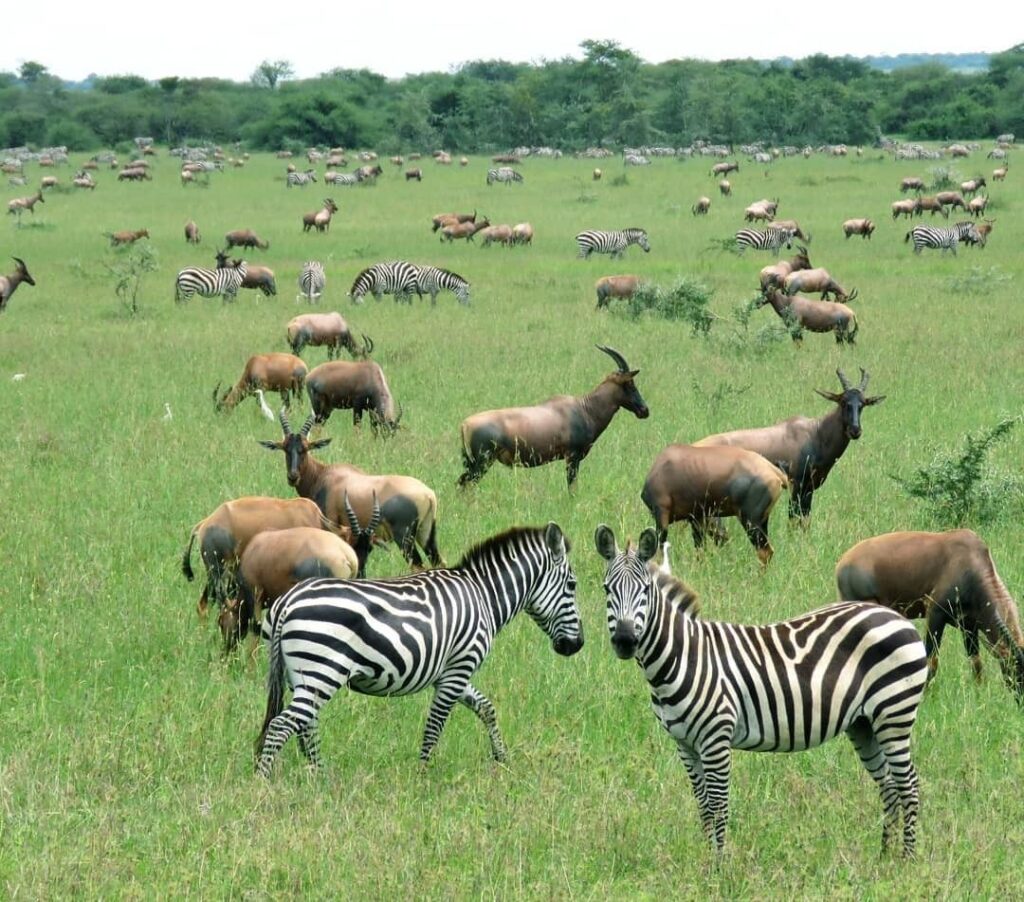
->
[2, 41, 1022, 154]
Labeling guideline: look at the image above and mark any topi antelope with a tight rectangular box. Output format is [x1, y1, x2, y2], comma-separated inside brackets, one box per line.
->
[213, 353, 308, 413]
[783, 267, 857, 302]
[287, 312, 371, 360]
[0, 257, 36, 314]
[458, 346, 649, 490]
[695, 368, 884, 524]
[304, 359, 400, 435]
[258, 410, 443, 573]
[757, 289, 858, 344]
[759, 246, 811, 292]
[836, 529, 1024, 702]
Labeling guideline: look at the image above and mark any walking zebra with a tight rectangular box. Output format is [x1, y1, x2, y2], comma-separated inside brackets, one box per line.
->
[324, 170, 363, 187]
[349, 260, 420, 304]
[734, 226, 796, 254]
[414, 265, 471, 306]
[905, 221, 980, 255]
[595, 525, 927, 858]
[286, 169, 318, 188]
[575, 228, 651, 259]
[255, 523, 583, 774]
[297, 261, 325, 304]
[486, 167, 524, 186]
[174, 260, 247, 303]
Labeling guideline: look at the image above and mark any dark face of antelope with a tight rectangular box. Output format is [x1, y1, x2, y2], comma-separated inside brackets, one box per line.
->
[258, 411, 330, 487]
[614, 372, 649, 419]
[13, 257, 34, 286]
[816, 368, 886, 441]
[595, 525, 659, 660]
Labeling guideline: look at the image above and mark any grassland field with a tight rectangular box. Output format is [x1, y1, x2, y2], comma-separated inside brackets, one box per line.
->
[1, 147, 1022, 899]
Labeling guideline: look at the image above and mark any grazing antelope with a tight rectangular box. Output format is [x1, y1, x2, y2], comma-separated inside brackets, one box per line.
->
[184, 220, 201, 244]
[783, 267, 857, 302]
[458, 346, 649, 490]
[0, 257, 36, 314]
[220, 523, 365, 652]
[440, 219, 490, 243]
[287, 312, 371, 360]
[106, 228, 149, 246]
[759, 246, 811, 292]
[718, 179, 731, 197]
[695, 368, 884, 524]
[224, 229, 270, 251]
[900, 176, 925, 193]
[431, 210, 476, 232]
[758, 289, 858, 344]
[891, 198, 921, 219]
[213, 353, 308, 413]
[692, 196, 711, 215]
[842, 218, 875, 239]
[405, 168, 422, 181]
[836, 529, 1024, 702]
[240, 265, 277, 297]
[936, 191, 967, 211]
[259, 410, 443, 571]
[181, 495, 327, 618]
[768, 219, 811, 242]
[304, 359, 401, 434]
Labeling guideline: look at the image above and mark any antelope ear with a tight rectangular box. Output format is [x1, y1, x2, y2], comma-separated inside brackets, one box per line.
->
[594, 524, 618, 561]
[637, 528, 659, 563]
[257, 440, 281, 451]
[863, 394, 887, 406]
[308, 437, 333, 449]
[544, 522, 566, 561]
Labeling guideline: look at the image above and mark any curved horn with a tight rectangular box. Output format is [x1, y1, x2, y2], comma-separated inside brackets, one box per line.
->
[212, 381, 223, 409]
[394, 400, 404, 428]
[846, 288, 859, 302]
[858, 368, 869, 393]
[596, 344, 630, 373]
[12, 256, 27, 269]
[299, 412, 317, 436]
[278, 406, 292, 435]
[361, 333, 374, 356]
[343, 490, 360, 532]
[836, 368, 853, 391]
[796, 245, 808, 257]
[367, 491, 382, 536]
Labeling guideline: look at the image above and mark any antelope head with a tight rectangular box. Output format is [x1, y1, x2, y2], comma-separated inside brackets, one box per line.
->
[258, 408, 330, 486]
[597, 345, 649, 419]
[343, 490, 383, 578]
[815, 368, 886, 440]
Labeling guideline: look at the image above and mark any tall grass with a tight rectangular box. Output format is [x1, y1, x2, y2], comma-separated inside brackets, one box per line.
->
[1, 148, 1022, 898]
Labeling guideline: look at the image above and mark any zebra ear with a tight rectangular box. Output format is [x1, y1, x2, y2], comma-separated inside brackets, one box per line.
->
[544, 522, 566, 561]
[594, 524, 618, 561]
[637, 529, 659, 563]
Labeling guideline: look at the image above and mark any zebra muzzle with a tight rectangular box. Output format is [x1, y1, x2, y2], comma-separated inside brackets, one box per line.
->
[611, 622, 638, 659]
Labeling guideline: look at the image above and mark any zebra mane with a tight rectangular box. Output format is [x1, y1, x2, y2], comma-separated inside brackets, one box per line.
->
[651, 566, 701, 617]
[454, 525, 571, 570]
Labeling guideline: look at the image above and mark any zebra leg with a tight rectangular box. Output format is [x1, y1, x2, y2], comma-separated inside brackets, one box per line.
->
[676, 744, 713, 841]
[419, 677, 469, 762]
[257, 686, 328, 777]
[459, 683, 507, 762]
[296, 717, 323, 769]
[846, 717, 900, 853]
[699, 740, 732, 855]
[876, 729, 920, 859]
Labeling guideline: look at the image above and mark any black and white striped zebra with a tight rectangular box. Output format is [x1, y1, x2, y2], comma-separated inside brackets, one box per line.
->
[255, 523, 583, 774]
[486, 167, 524, 186]
[595, 525, 927, 858]
[297, 261, 325, 303]
[349, 260, 420, 304]
[174, 260, 247, 303]
[413, 265, 471, 306]
[575, 228, 651, 259]
[286, 169, 317, 188]
[324, 170, 363, 187]
[905, 221, 980, 255]
[734, 226, 796, 254]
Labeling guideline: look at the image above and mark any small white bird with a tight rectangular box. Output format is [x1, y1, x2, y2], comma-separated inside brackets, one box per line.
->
[163, 403, 173, 421]
[11, 373, 26, 382]
[254, 389, 275, 421]
[658, 541, 672, 576]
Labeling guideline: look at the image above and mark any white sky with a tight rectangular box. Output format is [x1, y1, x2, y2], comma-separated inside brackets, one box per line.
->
[3, 3, 1020, 83]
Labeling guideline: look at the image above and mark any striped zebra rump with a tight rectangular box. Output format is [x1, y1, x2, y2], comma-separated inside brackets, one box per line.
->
[906, 222, 980, 254]
[298, 261, 326, 303]
[735, 226, 795, 254]
[255, 523, 582, 775]
[596, 525, 927, 858]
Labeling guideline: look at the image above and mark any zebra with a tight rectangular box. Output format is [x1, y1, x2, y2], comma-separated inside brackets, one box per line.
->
[413, 265, 471, 306]
[623, 153, 651, 166]
[486, 167, 523, 186]
[905, 222, 980, 255]
[594, 525, 928, 858]
[349, 260, 420, 304]
[174, 260, 247, 304]
[575, 228, 651, 260]
[286, 169, 317, 188]
[734, 226, 796, 254]
[255, 522, 583, 775]
[297, 261, 325, 303]
[324, 170, 363, 187]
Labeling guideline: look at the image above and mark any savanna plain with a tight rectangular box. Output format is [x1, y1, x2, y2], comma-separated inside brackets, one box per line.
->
[1, 147, 1022, 899]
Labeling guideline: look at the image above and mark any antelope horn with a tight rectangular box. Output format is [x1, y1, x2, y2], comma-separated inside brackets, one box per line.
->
[858, 368, 870, 392]
[278, 406, 292, 435]
[212, 381, 223, 408]
[343, 490, 361, 533]
[394, 400, 404, 427]
[367, 491, 382, 535]
[836, 368, 853, 391]
[299, 412, 317, 436]
[596, 344, 630, 373]
[796, 246, 808, 257]
[12, 256, 27, 268]
[846, 288, 859, 302]
[362, 333, 374, 356]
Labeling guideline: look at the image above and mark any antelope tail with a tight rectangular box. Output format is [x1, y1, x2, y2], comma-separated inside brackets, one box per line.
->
[181, 525, 199, 581]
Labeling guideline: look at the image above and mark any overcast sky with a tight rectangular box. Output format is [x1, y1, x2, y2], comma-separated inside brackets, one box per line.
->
[3, 3, 1019, 83]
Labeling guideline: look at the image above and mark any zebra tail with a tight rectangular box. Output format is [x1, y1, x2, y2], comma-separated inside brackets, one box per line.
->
[256, 612, 286, 759]
[904, 231, 912, 243]
[181, 525, 199, 581]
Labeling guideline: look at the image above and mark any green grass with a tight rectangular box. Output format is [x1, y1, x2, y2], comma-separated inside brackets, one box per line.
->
[1, 149, 1023, 898]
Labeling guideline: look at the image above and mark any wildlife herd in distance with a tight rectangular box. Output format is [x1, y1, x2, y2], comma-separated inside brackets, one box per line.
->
[3, 130, 1021, 863]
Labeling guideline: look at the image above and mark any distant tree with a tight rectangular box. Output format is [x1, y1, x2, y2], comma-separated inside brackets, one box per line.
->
[251, 60, 295, 90]
[19, 61, 48, 85]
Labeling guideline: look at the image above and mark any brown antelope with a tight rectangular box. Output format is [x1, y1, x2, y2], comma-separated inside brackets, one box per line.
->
[759, 246, 811, 291]
[900, 176, 925, 193]
[458, 346, 649, 490]
[431, 210, 476, 232]
[259, 410, 443, 571]
[0, 257, 36, 313]
[936, 191, 967, 211]
[891, 198, 921, 219]
[184, 220, 201, 244]
[302, 199, 338, 233]
[916, 195, 948, 218]
[692, 196, 711, 215]
[783, 267, 857, 301]
[757, 289, 857, 344]
[961, 177, 986, 196]
[213, 353, 308, 412]
[405, 168, 422, 181]
[305, 359, 400, 434]
[511, 222, 534, 246]
[744, 198, 780, 222]
[711, 160, 739, 177]
[219, 522, 365, 652]
[479, 224, 514, 247]
[7, 190, 44, 217]
[695, 368, 884, 524]
[224, 229, 270, 251]
[842, 218, 875, 239]
[240, 265, 277, 297]
[968, 195, 989, 217]
[718, 179, 731, 196]
[640, 443, 788, 566]
[594, 275, 643, 308]
[836, 529, 1024, 702]
[440, 218, 490, 243]
[287, 312, 371, 360]
[181, 495, 327, 618]
[106, 228, 150, 246]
